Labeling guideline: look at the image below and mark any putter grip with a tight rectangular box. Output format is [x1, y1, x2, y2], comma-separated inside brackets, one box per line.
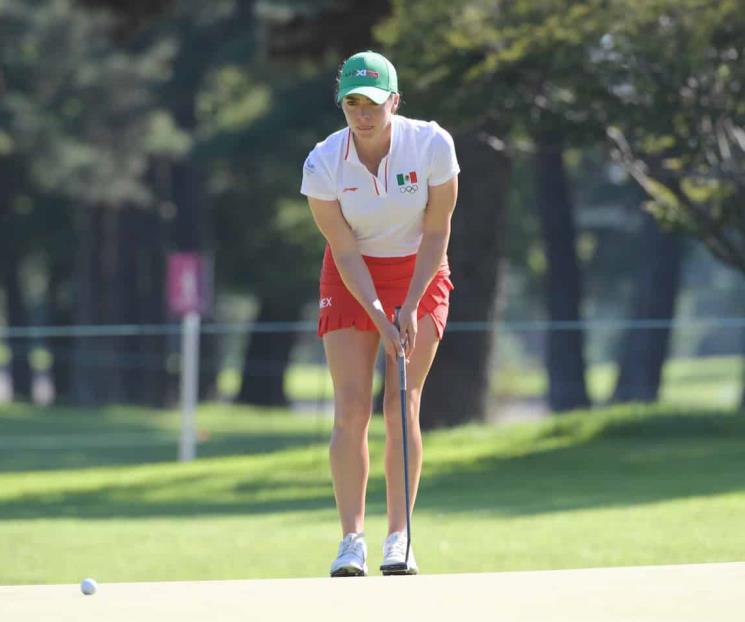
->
[394, 307, 407, 390]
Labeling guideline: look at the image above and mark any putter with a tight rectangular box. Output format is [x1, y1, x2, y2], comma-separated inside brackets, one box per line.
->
[381, 306, 413, 575]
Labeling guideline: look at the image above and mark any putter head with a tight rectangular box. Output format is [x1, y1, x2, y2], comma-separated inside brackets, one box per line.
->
[380, 564, 416, 576]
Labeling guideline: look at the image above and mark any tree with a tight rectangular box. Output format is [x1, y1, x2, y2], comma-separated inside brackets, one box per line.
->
[535, 133, 590, 410]
[600, 2, 745, 274]
[590, 0, 745, 406]
[0, 0, 179, 404]
[612, 211, 684, 402]
[423, 132, 511, 427]
[562, 147, 682, 406]
[78, 0, 353, 406]
[377, 0, 635, 419]
[202, 0, 392, 405]
[0, 157, 32, 399]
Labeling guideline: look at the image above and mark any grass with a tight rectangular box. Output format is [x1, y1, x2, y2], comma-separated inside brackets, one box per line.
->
[493, 355, 744, 408]
[231, 354, 744, 405]
[218, 362, 382, 402]
[0, 402, 332, 472]
[1, 401, 744, 584]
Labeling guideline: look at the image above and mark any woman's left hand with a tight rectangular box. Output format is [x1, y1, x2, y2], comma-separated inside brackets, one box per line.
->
[396, 303, 418, 360]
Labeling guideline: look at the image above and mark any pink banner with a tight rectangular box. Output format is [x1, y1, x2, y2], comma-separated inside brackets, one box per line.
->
[167, 253, 212, 316]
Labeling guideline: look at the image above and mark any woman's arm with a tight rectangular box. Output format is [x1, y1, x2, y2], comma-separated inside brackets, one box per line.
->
[307, 196, 404, 358]
[399, 175, 459, 355]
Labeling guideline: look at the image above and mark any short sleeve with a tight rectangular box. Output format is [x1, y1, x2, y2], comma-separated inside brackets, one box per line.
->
[428, 125, 460, 186]
[300, 147, 336, 201]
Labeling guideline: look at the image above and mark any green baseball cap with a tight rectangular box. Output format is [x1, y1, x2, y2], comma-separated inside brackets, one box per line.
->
[336, 51, 398, 105]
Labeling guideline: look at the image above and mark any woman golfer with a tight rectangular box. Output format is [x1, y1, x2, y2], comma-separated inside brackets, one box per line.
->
[300, 50, 459, 577]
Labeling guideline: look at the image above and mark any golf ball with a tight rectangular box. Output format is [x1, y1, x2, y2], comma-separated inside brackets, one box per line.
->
[80, 578, 97, 595]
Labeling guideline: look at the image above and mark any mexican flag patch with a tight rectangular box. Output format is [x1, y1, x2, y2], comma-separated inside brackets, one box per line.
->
[396, 171, 418, 186]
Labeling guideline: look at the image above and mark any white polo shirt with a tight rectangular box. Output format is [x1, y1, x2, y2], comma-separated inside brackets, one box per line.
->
[300, 115, 459, 257]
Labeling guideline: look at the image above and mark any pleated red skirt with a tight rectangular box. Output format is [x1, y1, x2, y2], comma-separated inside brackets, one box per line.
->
[317, 245, 454, 339]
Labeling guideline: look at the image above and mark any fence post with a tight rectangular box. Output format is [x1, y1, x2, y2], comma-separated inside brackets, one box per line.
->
[179, 311, 200, 462]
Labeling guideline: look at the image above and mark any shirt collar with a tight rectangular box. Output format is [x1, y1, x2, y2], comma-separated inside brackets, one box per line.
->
[344, 115, 398, 165]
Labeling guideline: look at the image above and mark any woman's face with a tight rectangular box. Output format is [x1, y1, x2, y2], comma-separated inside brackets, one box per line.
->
[341, 93, 399, 143]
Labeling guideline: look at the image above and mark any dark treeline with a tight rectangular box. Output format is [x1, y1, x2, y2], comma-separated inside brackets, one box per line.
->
[1, 0, 744, 423]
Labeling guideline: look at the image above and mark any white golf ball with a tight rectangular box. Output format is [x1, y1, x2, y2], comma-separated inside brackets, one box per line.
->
[80, 578, 97, 595]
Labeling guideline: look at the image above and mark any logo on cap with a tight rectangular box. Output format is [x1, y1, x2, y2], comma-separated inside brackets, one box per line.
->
[355, 69, 380, 78]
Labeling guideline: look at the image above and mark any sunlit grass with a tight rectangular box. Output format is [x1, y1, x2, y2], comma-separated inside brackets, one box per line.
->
[1, 402, 744, 584]
[493, 355, 744, 408]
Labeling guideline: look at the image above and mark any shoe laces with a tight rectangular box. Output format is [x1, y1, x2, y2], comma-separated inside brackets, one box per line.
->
[384, 532, 408, 559]
[340, 533, 364, 558]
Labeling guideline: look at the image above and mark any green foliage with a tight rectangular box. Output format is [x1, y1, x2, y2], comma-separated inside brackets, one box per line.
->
[378, 0, 745, 276]
[595, 0, 745, 272]
[0, 0, 181, 206]
[378, 0, 613, 140]
[145, 110, 192, 156]
[128, 0, 336, 304]
[196, 66, 272, 137]
[202, 64, 341, 301]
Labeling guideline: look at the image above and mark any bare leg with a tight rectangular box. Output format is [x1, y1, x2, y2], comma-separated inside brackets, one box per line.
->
[383, 314, 440, 535]
[323, 328, 380, 536]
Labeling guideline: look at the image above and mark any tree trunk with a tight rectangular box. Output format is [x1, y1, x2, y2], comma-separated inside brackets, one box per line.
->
[71, 207, 105, 405]
[70, 207, 126, 405]
[612, 211, 683, 403]
[420, 130, 511, 429]
[0, 158, 32, 400]
[741, 349, 745, 412]
[236, 298, 300, 406]
[0, 246, 31, 400]
[148, 157, 180, 406]
[48, 260, 74, 403]
[57, 205, 162, 406]
[114, 206, 143, 403]
[2, 250, 32, 400]
[136, 205, 171, 407]
[100, 207, 125, 402]
[535, 133, 590, 412]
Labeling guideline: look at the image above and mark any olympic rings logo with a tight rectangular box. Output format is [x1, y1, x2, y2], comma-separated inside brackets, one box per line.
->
[399, 184, 419, 194]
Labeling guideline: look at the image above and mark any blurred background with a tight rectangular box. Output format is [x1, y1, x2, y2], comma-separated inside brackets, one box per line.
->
[1, 0, 745, 583]
[1, 0, 743, 423]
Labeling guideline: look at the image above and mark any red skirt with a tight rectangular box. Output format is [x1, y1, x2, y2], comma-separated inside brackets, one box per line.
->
[317, 245, 454, 339]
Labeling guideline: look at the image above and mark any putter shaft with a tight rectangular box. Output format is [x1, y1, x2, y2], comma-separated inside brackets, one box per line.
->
[394, 307, 412, 566]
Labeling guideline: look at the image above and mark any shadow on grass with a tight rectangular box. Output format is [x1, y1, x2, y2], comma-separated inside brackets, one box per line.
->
[0, 434, 329, 472]
[418, 411, 745, 516]
[0, 404, 330, 472]
[0, 433, 332, 472]
[1, 411, 744, 522]
[0, 468, 337, 520]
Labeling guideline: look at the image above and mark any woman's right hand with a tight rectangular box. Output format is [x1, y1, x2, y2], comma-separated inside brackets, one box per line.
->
[376, 317, 405, 360]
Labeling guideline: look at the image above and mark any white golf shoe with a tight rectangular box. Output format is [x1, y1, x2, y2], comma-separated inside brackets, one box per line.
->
[330, 532, 368, 577]
[380, 530, 418, 575]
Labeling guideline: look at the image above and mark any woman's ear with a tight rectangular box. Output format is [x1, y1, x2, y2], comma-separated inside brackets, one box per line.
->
[392, 93, 400, 113]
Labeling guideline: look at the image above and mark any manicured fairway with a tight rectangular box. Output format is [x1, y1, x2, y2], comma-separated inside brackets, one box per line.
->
[0, 403, 744, 584]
